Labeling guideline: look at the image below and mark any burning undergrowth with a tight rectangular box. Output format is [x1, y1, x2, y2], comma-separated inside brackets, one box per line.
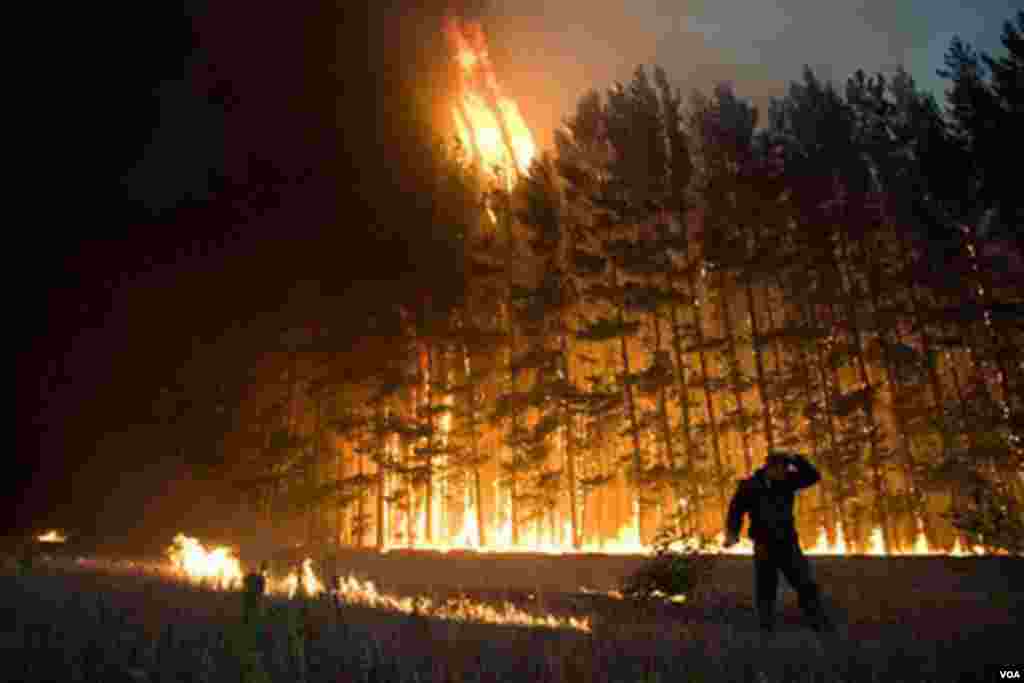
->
[166, 533, 591, 632]
[5, 545, 1019, 683]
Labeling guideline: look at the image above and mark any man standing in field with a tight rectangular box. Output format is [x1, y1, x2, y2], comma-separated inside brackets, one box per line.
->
[724, 450, 836, 634]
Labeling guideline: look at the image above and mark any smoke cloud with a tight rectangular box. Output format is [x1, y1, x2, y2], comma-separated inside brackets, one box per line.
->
[462, 0, 1013, 151]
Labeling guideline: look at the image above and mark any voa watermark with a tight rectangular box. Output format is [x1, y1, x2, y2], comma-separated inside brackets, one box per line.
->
[1000, 671, 1021, 679]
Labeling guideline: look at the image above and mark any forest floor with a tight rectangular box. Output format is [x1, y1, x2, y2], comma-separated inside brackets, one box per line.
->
[3, 548, 1022, 682]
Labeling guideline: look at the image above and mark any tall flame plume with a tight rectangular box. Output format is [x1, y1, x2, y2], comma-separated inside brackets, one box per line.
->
[444, 15, 536, 188]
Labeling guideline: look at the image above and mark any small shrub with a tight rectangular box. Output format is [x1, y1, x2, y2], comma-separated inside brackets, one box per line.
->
[621, 525, 718, 603]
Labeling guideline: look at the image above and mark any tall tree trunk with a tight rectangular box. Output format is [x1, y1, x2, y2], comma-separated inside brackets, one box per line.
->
[355, 443, 365, 549]
[650, 303, 683, 533]
[309, 389, 323, 548]
[376, 405, 387, 550]
[610, 262, 645, 542]
[335, 445, 342, 551]
[869, 259, 926, 548]
[943, 327, 985, 549]
[502, 299, 522, 548]
[650, 302, 677, 488]
[785, 277, 826, 535]
[762, 281, 785, 384]
[909, 284, 956, 448]
[405, 380, 416, 548]
[686, 261, 729, 516]
[814, 297, 850, 545]
[908, 282, 953, 546]
[510, 474, 520, 546]
[717, 271, 755, 475]
[463, 343, 488, 548]
[425, 345, 434, 544]
[666, 274, 701, 533]
[834, 202, 892, 553]
[744, 276, 774, 451]
[560, 333, 581, 549]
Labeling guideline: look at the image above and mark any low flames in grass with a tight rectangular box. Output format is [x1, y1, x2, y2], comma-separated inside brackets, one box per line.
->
[162, 525, 998, 633]
[165, 517, 996, 615]
[167, 534, 244, 590]
[166, 534, 591, 632]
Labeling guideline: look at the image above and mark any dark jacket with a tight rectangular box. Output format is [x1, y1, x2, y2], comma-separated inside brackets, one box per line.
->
[726, 453, 820, 544]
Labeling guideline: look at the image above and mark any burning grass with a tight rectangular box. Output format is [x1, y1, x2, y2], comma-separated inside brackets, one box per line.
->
[36, 529, 66, 543]
[165, 534, 590, 632]
[5, 540, 1020, 683]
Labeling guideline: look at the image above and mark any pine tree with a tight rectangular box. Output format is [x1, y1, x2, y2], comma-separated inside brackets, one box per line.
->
[767, 68, 892, 549]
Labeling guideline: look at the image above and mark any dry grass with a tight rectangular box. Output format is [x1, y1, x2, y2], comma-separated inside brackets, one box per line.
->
[3, 550, 1021, 682]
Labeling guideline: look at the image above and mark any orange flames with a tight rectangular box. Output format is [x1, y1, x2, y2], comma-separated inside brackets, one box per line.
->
[166, 533, 590, 632]
[269, 558, 325, 599]
[167, 533, 244, 590]
[162, 528, 999, 633]
[444, 15, 536, 188]
[161, 529, 1004, 631]
[381, 507, 1004, 556]
[37, 529, 66, 543]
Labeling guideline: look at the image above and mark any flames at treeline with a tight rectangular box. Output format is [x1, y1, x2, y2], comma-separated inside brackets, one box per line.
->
[444, 14, 536, 186]
[211, 15, 1019, 562]
[166, 534, 591, 632]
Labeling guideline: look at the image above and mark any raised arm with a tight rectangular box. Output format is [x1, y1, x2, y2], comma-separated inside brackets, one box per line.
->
[787, 453, 820, 490]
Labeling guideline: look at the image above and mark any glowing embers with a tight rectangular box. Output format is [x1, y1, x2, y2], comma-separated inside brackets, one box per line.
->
[37, 529, 66, 543]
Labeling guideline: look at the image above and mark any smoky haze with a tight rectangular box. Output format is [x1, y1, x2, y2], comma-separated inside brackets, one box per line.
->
[471, 0, 1015, 151]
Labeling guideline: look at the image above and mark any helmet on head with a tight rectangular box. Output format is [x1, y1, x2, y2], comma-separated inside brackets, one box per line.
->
[765, 450, 790, 467]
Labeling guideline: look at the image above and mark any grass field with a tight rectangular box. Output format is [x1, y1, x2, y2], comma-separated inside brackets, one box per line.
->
[4, 549, 1021, 682]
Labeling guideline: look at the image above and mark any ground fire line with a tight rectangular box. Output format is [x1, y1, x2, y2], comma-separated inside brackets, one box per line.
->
[166, 533, 592, 632]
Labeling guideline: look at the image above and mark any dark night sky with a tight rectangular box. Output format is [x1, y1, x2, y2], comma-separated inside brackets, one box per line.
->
[15, 2, 400, 546]
[12, 1, 1016, 548]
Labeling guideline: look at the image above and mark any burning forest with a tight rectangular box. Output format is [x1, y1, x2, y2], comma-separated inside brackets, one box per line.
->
[445, 15, 536, 187]
[209, 11, 1022, 562]
[12, 3, 1024, 683]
